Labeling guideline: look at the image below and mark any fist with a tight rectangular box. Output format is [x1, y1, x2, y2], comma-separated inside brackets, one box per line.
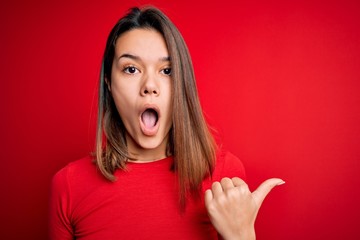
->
[205, 177, 284, 240]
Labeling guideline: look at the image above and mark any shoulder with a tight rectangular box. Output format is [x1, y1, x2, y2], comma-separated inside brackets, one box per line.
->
[202, 149, 246, 191]
[52, 156, 96, 180]
[212, 149, 246, 181]
[51, 156, 106, 195]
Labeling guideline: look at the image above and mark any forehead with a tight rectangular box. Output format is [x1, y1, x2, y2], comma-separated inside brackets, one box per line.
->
[114, 28, 169, 60]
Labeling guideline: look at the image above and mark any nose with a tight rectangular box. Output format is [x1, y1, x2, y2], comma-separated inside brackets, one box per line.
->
[140, 73, 159, 96]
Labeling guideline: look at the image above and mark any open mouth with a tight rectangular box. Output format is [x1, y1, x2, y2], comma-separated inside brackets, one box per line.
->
[141, 108, 159, 129]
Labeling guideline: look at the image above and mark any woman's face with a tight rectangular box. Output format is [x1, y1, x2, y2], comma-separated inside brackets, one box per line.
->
[109, 28, 173, 161]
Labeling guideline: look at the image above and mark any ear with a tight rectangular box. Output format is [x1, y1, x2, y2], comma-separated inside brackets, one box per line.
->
[105, 77, 111, 92]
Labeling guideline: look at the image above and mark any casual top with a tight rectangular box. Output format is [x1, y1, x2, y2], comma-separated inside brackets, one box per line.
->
[49, 150, 246, 239]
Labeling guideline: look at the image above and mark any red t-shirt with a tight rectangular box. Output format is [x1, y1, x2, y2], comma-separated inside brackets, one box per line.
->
[49, 151, 246, 239]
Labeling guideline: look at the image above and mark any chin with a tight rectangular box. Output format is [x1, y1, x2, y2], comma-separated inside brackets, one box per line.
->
[138, 137, 166, 150]
[126, 130, 169, 157]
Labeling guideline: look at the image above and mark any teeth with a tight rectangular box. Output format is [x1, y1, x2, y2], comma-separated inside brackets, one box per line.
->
[141, 109, 158, 128]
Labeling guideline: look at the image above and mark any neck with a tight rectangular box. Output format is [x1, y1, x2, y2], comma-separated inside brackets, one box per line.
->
[125, 134, 169, 162]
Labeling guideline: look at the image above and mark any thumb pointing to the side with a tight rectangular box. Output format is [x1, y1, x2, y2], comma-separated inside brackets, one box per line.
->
[252, 178, 285, 208]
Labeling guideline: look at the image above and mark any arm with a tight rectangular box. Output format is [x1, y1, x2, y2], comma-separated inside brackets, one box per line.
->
[49, 168, 74, 240]
[205, 177, 284, 240]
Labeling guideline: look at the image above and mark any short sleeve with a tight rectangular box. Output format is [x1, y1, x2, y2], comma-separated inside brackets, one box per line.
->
[49, 167, 74, 240]
[220, 151, 246, 181]
[212, 150, 247, 182]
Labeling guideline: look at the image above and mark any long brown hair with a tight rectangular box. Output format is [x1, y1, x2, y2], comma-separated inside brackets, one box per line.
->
[96, 6, 216, 207]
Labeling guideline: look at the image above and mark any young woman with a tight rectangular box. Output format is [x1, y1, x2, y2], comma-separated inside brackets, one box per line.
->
[49, 6, 284, 240]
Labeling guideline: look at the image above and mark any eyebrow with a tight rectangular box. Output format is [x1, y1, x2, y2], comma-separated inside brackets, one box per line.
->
[118, 53, 171, 62]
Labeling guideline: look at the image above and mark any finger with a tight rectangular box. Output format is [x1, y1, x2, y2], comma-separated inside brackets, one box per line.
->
[231, 177, 250, 194]
[231, 177, 247, 187]
[211, 181, 223, 197]
[204, 189, 213, 206]
[220, 177, 235, 191]
[252, 178, 285, 207]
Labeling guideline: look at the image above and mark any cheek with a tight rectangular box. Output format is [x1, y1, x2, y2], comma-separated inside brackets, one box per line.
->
[111, 79, 138, 102]
[111, 88, 136, 117]
[163, 86, 173, 121]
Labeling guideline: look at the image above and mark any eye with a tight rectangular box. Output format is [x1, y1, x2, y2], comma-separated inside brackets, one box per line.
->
[161, 67, 171, 76]
[123, 66, 139, 74]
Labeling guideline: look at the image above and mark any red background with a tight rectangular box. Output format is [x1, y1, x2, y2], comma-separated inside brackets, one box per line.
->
[1, 0, 360, 239]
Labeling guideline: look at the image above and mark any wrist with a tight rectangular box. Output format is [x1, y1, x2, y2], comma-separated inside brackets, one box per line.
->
[222, 227, 255, 240]
[239, 228, 255, 240]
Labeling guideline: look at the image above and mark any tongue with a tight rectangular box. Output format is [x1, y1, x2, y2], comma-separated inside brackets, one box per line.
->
[142, 109, 157, 128]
